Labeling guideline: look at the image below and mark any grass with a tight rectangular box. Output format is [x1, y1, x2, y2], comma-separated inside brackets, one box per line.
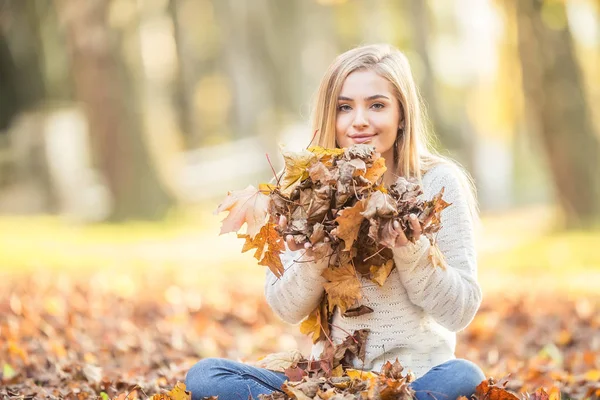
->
[0, 203, 598, 295]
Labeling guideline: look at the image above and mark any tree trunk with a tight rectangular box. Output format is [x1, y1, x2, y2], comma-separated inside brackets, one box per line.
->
[514, 0, 600, 228]
[55, 0, 172, 221]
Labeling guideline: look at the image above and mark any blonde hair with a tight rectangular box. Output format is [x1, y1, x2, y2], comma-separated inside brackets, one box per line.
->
[310, 43, 479, 223]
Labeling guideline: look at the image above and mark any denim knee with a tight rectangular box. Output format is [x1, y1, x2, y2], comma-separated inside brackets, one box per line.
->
[185, 358, 223, 398]
[447, 358, 486, 393]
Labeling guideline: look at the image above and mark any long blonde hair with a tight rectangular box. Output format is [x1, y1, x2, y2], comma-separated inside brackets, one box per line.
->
[310, 43, 479, 223]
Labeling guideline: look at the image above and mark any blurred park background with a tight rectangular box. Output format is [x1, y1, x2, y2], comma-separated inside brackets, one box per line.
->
[0, 0, 600, 398]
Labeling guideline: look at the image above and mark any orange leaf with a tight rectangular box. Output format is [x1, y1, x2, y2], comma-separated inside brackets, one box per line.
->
[334, 201, 366, 251]
[322, 263, 362, 314]
[258, 248, 285, 278]
[364, 157, 387, 183]
[240, 223, 284, 261]
[475, 379, 519, 400]
[214, 185, 270, 238]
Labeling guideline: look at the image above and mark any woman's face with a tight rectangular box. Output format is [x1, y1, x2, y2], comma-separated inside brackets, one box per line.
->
[335, 69, 402, 163]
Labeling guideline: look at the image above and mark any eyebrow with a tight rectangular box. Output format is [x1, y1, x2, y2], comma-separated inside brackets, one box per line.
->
[338, 94, 390, 101]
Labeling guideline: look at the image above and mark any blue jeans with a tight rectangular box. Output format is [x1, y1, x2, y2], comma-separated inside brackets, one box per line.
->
[185, 358, 485, 400]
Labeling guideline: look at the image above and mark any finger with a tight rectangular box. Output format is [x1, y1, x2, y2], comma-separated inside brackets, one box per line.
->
[279, 215, 287, 229]
[409, 214, 421, 238]
[304, 242, 312, 249]
[286, 235, 298, 250]
[395, 228, 409, 247]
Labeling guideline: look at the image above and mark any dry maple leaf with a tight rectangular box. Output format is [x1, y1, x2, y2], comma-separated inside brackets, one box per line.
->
[258, 249, 285, 278]
[380, 359, 406, 380]
[322, 263, 362, 314]
[215, 185, 270, 238]
[474, 378, 519, 400]
[333, 200, 366, 251]
[240, 223, 284, 261]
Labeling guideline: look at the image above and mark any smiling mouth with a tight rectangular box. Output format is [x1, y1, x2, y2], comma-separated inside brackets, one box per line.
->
[350, 134, 376, 144]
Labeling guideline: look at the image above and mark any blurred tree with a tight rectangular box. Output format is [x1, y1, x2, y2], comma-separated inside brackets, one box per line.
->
[55, 0, 172, 221]
[0, 1, 46, 132]
[513, 0, 600, 228]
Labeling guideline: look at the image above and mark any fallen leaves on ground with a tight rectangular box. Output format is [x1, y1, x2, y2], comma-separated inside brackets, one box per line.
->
[0, 269, 599, 399]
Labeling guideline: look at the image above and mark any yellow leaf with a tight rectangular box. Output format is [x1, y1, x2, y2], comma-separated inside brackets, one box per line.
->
[584, 369, 600, 381]
[331, 365, 344, 377]
[150, 382, 191, 400]
[346, 368, 379, 380]
[215, 185, 270, 238]
[370, 259, 394, 286]
[300, 297, 329, 343]
[334, 201, 366, 251]
[280, 150, 317, 197]
[307, 146, 345, 165]
[322, 263, 362, 314]
[259, 183, 276, 193]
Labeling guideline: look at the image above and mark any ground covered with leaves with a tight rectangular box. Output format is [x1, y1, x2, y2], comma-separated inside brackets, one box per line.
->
[1, 265, 599, 400]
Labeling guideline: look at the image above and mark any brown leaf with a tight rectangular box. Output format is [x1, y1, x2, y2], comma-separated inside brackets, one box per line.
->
[215, 185, 270, 238]
[380, 359, 405, 380]
[333, 201, 366, 251]
[307, 162, 334, 184]
[284, 366, 306, 383]
[322, 263, 362, 314]
[342, 305, 374, 318]
[362, 191, 397, 219]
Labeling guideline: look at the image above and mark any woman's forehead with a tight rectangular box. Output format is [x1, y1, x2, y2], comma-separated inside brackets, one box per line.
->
[340, 70, 394, 97]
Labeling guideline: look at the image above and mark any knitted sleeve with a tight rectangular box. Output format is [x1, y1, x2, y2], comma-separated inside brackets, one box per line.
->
[264, 248, 329, 324]
[391, 164, 482, 332]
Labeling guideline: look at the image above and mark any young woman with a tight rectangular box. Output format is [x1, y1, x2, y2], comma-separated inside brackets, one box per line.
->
[186, 43, 485, 400]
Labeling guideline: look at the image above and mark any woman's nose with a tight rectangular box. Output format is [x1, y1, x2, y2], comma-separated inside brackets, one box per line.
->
[352, 109, 369, 128]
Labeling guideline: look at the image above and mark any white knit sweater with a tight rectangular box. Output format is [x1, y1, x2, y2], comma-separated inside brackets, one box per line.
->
[264, 163, 482, 378]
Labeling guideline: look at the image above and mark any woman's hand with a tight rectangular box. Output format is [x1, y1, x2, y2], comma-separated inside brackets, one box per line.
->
[389, 213, 431, 248]
[279, 215, 314, 252]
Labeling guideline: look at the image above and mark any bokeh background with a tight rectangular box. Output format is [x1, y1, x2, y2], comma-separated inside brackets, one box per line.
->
[1, 0, 599, 397]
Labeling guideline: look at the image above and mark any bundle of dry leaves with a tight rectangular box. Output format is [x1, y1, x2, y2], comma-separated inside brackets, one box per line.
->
[215, 144, 450, 346]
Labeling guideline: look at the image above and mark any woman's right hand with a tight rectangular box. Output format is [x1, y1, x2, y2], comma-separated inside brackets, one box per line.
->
[279, 215, 314, 252]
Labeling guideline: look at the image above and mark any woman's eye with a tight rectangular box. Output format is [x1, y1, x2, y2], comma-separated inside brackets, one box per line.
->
[338, 104, 351, 112]
[372, 103, 384, 110]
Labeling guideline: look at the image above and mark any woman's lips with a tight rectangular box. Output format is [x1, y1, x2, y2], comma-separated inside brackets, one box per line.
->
[350, 134, 376, 144]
